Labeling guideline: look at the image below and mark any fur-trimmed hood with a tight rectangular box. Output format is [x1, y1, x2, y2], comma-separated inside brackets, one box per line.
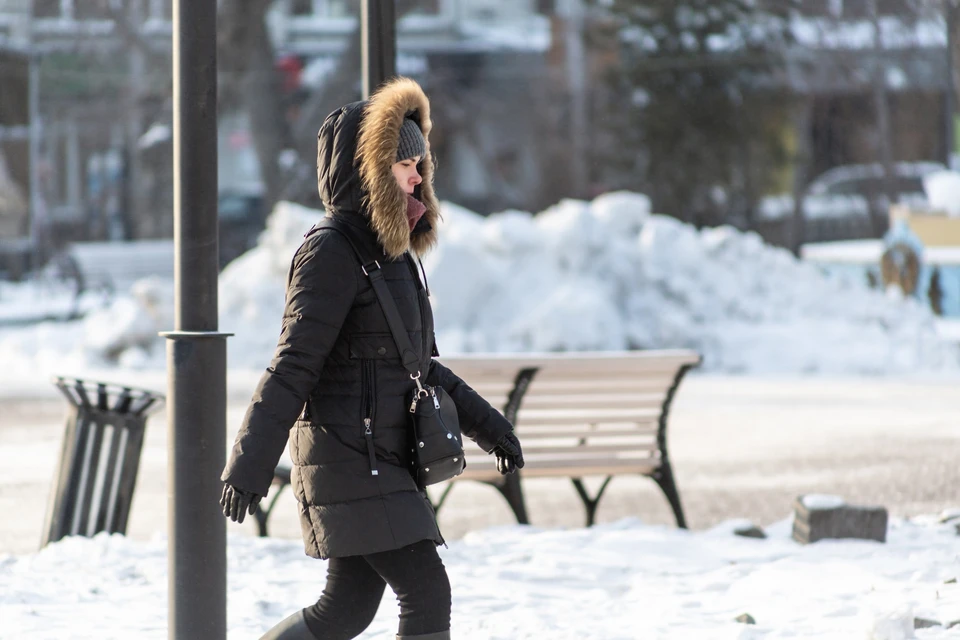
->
[316, 77, 439, 259]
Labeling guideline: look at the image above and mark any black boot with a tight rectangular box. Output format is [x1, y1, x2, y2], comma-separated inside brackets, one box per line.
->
[260, 610, 315, 640]
[396, 632, 451, 640]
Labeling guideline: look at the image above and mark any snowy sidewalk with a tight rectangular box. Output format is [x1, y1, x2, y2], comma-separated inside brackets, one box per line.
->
[1, 373, 959, 638]
[2, 515, 959, 639]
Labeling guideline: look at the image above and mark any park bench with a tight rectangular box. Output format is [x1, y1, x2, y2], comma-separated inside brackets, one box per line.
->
[65, 239, 174, 296]
[254, 349, 701, 537]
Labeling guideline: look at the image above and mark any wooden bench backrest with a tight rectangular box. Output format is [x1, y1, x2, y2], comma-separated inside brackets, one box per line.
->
[436, 350, 701, 479]
[68, 240, 175, 293]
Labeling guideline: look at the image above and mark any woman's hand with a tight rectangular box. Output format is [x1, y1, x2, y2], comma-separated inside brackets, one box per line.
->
[492, 432, 525, 475]
[220, 483, 262, 523]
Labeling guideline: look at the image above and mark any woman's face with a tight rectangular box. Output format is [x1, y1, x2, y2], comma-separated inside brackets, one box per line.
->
[392, 156, 423, 195]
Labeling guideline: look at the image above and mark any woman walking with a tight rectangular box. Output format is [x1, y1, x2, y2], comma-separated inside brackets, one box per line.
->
[220, 78, 525, 640]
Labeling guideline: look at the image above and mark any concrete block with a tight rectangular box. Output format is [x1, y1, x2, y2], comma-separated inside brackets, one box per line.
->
[792, 495, 888, 544]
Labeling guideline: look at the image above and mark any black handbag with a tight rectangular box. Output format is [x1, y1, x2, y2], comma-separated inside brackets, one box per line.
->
[312, 219, 466, 487]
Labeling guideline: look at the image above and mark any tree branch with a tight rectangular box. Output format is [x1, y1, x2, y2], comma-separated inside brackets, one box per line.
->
[96, 0, 165, 66]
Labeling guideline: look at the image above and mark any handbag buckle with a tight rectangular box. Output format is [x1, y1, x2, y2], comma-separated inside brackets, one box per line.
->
[410, 371, 430, 399]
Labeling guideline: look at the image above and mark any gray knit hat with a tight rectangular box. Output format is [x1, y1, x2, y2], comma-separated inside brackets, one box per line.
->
[396, 117, 426, 162]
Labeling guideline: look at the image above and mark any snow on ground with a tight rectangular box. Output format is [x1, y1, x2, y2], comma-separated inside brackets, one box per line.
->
[1, 515, 958, 639]
[0, 193, 956, 379]
[924, 171, 960, 217]
[0, 277, 108, 326]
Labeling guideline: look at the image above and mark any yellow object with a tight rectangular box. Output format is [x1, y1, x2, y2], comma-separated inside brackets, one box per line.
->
[889, 205, 960, 247]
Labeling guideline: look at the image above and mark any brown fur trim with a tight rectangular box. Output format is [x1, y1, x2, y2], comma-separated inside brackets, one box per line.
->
[356, 77, 440, 259]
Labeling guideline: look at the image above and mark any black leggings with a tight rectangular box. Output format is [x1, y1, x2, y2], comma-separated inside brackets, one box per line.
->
[302, 539, 451, 639]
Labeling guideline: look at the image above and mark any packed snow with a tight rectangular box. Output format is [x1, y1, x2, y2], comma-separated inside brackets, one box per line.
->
[0, 192, 956, 379]
[2, 514, 959, 639]
[923, 171, 960, 217]
[800, 494, 847, 510]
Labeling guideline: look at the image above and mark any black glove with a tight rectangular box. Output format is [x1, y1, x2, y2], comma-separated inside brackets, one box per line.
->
[220, 483, 262, 524]
[492, 431, 524, 475]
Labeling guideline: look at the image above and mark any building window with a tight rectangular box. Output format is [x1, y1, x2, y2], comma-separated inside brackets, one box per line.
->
[876, 0, 913, 16]
[408, 0, 441, 15]
[75, 2, 110, 20]
[840, 0, 914, 19]
[290, 0, 314, 16]
[33, 0, 63, 18]
[773, 0, 838, 18]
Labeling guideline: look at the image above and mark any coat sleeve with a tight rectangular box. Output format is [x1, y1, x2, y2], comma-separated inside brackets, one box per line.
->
[221, 231, 359, 496]
[426, 359, 513, 453]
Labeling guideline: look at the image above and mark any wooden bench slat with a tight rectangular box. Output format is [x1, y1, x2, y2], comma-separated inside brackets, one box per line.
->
[438, 350, 700, 374]
[515, 442, 660, 455]
[456, 457, 662, 481]
[516, 407, 661, 424]
[469, 378, 679, 394]
[501, 427, 659, 440]
[519, 393, 667, 410]
[534, 377, 681, 390]
[460, 370, 687, 388]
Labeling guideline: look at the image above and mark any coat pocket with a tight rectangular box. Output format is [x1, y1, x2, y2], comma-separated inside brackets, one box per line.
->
[349, 333, 399, 361]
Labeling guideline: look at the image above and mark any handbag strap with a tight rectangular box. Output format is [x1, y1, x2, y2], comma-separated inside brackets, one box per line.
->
[311, 218, 423, 378]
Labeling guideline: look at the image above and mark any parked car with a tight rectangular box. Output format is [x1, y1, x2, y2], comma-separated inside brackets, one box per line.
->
[757, 161, 947, 242]
[806, 161, 945, 213]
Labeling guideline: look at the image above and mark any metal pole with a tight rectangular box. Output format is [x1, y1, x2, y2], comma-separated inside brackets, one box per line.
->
[27, 1, 42, 268]
[361, 0, 397, 99]
[563, 0, 589, 198]
[161, 1, 229, 639]
[947, 0, 958, 169]
[869, 0, 895, 237]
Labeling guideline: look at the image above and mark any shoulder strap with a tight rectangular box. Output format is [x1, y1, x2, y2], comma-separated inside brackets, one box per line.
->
[310, 218, 422, 378]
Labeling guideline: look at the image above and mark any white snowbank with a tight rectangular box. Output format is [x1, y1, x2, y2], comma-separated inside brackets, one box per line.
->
[801, 494, 847, 510]
[0, 192, 956, 377]
[923, 170, 960, 217]
[2, 516, 958, 639]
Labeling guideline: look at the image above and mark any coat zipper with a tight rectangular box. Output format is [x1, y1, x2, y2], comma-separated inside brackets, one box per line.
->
[361, 359, 379, 476]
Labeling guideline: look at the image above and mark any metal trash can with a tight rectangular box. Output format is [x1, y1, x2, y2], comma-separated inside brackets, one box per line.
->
[41, 377, 164, 547]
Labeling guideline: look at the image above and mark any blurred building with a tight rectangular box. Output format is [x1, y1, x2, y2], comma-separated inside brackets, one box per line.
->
[0, 0, 953, 256]
[267, 0, 556, 213]
[0, 0, 172, 252]
[763, 0, 956, 244]
[785, 0, 953, 177]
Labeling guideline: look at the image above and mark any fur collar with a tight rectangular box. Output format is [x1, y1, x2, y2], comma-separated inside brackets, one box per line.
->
[355, 77, 440, 259]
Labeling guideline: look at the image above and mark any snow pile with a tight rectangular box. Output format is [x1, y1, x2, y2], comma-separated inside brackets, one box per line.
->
[0, 193, 956, 377]
[0, 277, 173, 375]
[2, 515, 959, 639]
[424, 194, 949, 374]
[923, 170, 960, 217]
[218, 201, 321, 367]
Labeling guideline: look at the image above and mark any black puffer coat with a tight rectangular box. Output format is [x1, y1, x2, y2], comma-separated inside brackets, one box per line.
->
[222, 78, 513, 559]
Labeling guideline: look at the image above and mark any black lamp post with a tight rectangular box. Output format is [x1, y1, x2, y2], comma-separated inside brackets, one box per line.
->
[161, 1, 230, 638]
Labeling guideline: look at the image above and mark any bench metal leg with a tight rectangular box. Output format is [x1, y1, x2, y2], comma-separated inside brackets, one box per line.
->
[481, 471, 529, 525]
[651, 364, 693, 530]
[254, 482, 290, 537]
[652, 462, 687, 529]
[474, 366, 537, 526]
[430, 482, 456, 515]
[571, 477, 613, 527]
